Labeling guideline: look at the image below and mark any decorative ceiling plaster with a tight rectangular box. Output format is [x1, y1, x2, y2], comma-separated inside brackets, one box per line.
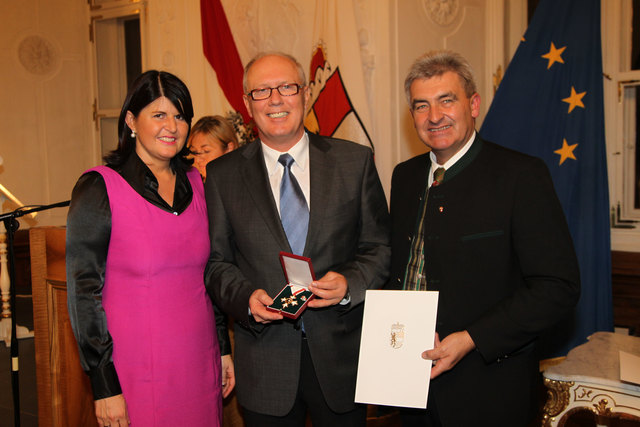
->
[423, 0, 459, 26]
[18, 35, 59, 76]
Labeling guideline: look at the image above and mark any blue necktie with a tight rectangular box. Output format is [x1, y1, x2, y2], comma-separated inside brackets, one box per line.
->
[278, 154, 309, 255]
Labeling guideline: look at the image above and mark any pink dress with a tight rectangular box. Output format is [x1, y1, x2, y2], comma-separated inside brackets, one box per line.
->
[91, 166, 222, 426]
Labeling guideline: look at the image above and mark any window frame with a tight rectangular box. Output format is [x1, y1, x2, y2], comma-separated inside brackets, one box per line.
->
[603, 0, 640, 250]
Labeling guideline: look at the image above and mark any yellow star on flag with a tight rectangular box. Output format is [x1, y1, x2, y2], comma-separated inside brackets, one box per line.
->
[542, 42, 566, 69]
[562, 86, 586, 113]
[554, 139, 578, 165]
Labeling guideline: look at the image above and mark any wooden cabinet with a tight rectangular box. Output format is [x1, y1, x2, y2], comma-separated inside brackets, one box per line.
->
[29, 227, 96, 427]
[611, 251, 640, 336]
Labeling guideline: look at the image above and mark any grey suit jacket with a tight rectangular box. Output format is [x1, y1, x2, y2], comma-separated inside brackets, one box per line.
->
[204, 132, 390, 415]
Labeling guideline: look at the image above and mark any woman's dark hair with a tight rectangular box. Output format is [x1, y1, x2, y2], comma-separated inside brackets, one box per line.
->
[104, 70, 194, 171]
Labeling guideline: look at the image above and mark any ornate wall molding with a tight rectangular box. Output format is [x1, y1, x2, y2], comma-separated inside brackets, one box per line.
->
[355, 0, 374, 109]
[156, 3, 177, 68]
[422, 0, 459, 26]
[17, 35, 59, 76]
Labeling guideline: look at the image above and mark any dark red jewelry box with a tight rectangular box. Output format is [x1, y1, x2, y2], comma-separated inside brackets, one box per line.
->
[267, 252, 316, 319]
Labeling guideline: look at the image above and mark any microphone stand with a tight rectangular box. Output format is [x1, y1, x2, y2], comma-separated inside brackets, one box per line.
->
[1, 200, 70, 427]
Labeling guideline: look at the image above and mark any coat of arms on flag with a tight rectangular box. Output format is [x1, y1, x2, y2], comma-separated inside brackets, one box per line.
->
[304, 43, 374, 152]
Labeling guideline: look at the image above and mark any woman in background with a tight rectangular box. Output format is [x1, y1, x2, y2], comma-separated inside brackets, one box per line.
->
[188, 115, 238, 179]
[66, 70, 231, 427]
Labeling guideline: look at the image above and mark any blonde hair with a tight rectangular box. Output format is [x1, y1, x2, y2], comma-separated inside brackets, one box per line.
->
[189, 115, 238, 149]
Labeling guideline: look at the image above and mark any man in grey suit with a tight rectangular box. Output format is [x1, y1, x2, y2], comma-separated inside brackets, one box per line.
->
[204, 52, 390, 426]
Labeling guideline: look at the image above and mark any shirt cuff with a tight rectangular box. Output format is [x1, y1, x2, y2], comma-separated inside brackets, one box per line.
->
[339, 289, 351, 305]
[89, 362, 122, 400]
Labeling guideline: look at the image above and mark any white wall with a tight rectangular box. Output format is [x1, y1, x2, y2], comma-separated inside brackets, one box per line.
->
[2, 0, 94, 228]
[149, 0, 520, 201]
[1, 0, 524, 229]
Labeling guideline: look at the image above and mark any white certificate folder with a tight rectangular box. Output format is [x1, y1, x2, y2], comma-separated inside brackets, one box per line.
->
[355, 290, 438, 409]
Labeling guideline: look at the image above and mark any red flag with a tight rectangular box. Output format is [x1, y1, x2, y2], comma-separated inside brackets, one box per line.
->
[200, 0, 249, 124]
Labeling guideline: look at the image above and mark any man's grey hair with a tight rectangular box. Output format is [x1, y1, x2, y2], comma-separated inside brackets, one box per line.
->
[404, 50, 477, 105]
[243, 52, 307, 94]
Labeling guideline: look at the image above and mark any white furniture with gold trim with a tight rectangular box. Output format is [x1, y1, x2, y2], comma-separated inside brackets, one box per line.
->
[542, 332, 640, 426]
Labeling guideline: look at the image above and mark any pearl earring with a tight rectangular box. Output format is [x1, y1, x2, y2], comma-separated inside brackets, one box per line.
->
[131, 130, 136, 138]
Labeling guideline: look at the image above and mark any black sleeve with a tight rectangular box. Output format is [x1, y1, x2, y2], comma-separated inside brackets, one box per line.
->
[66, 171, 122, 400]
[467, 158, 580, 361]
[214, 301, 231, 356]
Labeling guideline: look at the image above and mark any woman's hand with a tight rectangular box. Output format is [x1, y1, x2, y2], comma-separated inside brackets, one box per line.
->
[94, 394, 130, 426]
[221, 354, 236, 398]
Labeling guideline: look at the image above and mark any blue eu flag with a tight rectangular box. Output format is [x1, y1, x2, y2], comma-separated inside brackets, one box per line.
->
[480, 0, 612, 357]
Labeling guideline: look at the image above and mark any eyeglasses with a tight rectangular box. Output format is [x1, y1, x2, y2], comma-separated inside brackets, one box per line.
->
[246, 83, 302, 101]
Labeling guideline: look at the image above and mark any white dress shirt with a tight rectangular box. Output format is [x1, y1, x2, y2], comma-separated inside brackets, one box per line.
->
[428, 130, 476, 184]
[261, 132, 310, 213]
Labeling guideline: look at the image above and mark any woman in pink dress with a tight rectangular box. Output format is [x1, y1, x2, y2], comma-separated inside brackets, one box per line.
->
[66, 70, 233, 426]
